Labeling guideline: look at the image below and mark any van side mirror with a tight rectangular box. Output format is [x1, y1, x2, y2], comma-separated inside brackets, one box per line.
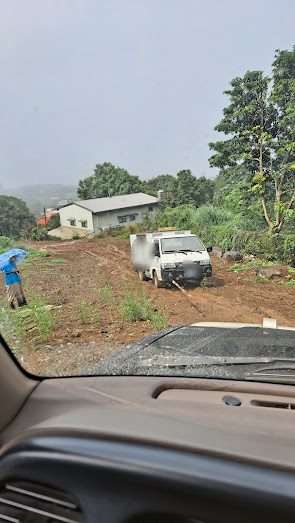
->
[207, 246, 212, 253]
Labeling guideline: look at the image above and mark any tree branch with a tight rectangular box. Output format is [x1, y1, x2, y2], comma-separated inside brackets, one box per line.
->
[281, 187, 295, 195]
[279, 151, 291, 191]
[287, 191, 295, 210]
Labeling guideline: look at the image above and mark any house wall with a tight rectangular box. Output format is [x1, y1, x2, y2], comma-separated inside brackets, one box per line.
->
[59, 204, 94, 234]
[93, 203, 157, 234]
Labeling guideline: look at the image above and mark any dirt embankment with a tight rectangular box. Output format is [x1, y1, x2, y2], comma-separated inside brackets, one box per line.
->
[2, 237, 294, 376]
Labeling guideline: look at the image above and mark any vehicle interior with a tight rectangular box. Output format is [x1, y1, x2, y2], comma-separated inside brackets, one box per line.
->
[1, 331, 295, 523]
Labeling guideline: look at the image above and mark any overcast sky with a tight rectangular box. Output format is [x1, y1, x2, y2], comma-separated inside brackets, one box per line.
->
[0, 0, 295, 188]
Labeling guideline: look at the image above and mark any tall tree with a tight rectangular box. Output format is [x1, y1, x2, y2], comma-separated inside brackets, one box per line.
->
[77, 162, 150, 199]
[167, 170, 214, 208]
[0, 196, 35, 239]
[270, 47, 295, 231]
[209, 50, 295, 232]
[148, 174, 176, 193]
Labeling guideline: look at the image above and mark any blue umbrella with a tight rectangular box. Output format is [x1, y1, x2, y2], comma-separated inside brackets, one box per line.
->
[0, 249, 28, 273]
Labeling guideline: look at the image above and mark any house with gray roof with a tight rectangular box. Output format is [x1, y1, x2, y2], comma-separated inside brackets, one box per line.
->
[53, 193, 158, 238]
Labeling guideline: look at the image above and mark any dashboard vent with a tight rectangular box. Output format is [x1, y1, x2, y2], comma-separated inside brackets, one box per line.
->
[0, 480, 83, 522]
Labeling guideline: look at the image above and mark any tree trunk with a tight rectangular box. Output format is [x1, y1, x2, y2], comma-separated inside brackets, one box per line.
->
[261, 197, 273, 228]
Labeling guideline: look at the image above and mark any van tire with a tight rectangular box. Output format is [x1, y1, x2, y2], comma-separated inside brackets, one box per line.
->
[153, 271, 163, 288]
[138, 271, 147, 281]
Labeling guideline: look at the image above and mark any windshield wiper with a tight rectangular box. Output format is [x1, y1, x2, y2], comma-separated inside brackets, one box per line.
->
[141, 355, 295, 367]
[179, 249, 204, 254]
[162, 250, 188, 255]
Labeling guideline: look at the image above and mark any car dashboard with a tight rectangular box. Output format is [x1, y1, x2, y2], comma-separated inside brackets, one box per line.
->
[1, 375, 295, 522]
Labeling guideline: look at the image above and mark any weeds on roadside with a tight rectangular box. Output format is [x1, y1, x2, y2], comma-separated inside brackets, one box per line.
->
[200, 276, 207, 289]
[227, 261, 257, 272]
[119, 291, 169, 331]
[25, 290, 57, 341]
[227, 261, 276, 273]
[77, 298, 89, 324]
[253, 275, 267, 283]
[48, 258, 67, 264]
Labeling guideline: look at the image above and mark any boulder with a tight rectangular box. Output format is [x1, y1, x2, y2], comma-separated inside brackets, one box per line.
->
[254, 265, 282, 279]
[222, 251, 243, 262]
[210, 246, 224, 258]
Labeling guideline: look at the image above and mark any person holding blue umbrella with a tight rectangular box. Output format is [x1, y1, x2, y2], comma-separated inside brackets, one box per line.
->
[0, 249, 28, 309]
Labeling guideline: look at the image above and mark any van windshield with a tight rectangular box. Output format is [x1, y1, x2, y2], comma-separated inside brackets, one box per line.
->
[161, 236, 205, 254]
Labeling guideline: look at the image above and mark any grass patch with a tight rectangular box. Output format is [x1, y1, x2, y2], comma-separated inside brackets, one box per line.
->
[28, 249, 50, 258]
[287, 266, 295, 273]
[119, 292, 169, 331]
[227, 260, 277, 273]
[227, 261, 257, 272]
[200, 276, 207, 288]
[25, 291, 57, 342]
[253, 275, 268, 283]
[47, 258, 67, 264]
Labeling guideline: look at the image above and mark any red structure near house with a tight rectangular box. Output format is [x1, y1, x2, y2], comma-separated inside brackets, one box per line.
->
[36, 210, 59, 228]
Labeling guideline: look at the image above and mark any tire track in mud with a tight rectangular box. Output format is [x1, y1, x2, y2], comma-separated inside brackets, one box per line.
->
[85, 249, 134, 277]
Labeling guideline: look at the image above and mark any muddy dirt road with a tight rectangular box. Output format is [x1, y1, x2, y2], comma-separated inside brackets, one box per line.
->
[1, 237, 294, 376]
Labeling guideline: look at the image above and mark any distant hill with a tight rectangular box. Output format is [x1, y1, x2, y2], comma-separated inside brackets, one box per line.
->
[0, 184, 78, 217]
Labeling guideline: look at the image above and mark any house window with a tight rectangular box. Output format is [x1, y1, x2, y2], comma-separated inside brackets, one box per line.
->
[118, 216, 127, 223]
[67, 218, 76, 226]
[129, 215, 136, 221]
[148, 206, 153, 212]
[80, 220, 87, 228]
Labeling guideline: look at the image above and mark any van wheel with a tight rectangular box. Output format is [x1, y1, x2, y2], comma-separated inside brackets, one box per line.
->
[138, 271, 147, 281]
[153, 272, 163, 288]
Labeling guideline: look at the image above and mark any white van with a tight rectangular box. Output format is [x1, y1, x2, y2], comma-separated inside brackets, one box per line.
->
[130, 229, 212, 287]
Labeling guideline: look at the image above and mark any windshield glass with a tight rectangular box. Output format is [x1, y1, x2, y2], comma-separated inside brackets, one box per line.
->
[0, 1, 294, 382]
[161, 236, 205, 253]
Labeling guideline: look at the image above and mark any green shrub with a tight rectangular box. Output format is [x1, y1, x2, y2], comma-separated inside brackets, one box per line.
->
[283, 238, 295, 266]
[141, 204, 295, 265]
[0, 236, 13, 254]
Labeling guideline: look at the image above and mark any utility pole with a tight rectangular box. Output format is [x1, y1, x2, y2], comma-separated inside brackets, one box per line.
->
[44, 207, 47, 230]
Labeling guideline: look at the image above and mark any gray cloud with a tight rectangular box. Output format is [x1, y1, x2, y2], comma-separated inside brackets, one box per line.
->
[0, 0, 294, 188]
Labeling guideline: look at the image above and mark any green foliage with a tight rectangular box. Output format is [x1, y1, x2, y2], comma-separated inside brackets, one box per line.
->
[283, 238, 295, 266]
[148, 174, 176, 193]
[209, 48, 295, 232]
[77, 162, 151, 199]
[15, 291, 56, 342]
[0, 196, 35, 239]
[0, 236, 13, 254]
[119, 292, 168, 330]
[144, 204, 295, 264]
[166, 170, 214, 208]
[47, 258, 67, 263]
[30, 225, 61, 241]
[47, 214, 61, 230]
[227, 262, 257, 272]
[72, 234, 83, 240]
[77, 298, 89, 324]
[253, 275, 268, 283]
